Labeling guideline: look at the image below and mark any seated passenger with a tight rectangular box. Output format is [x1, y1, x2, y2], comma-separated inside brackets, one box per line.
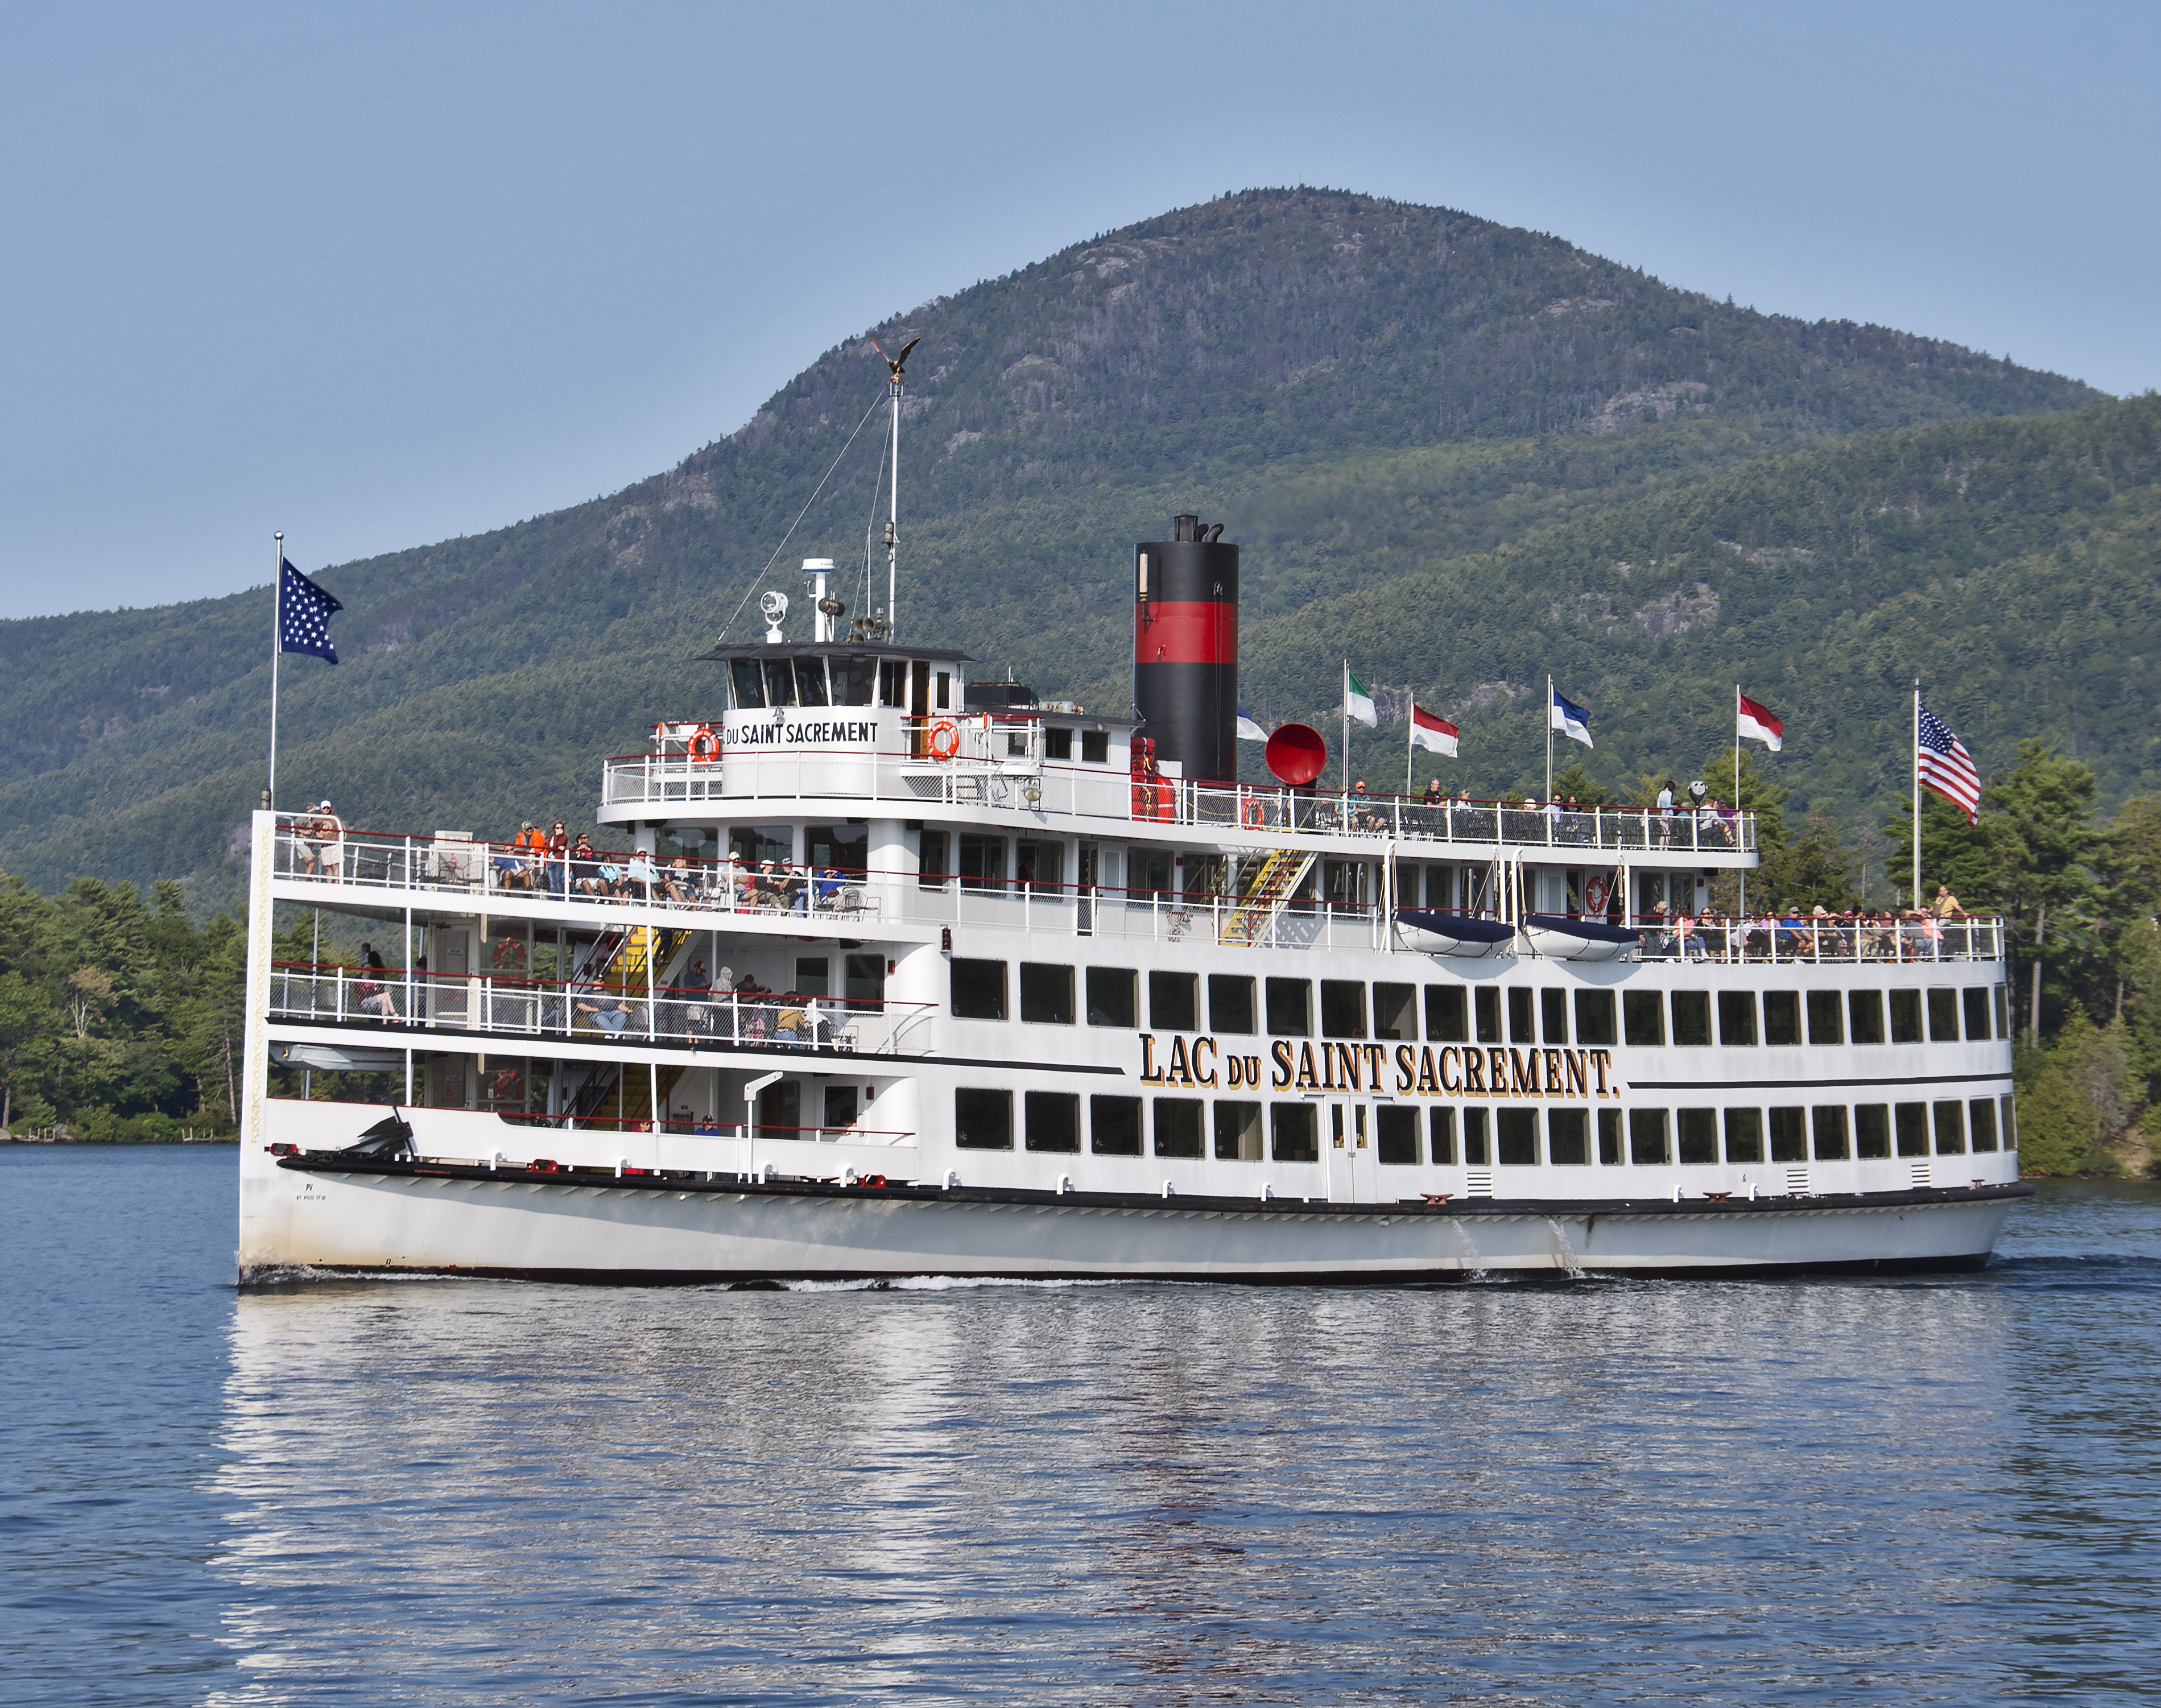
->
[573, 988, 631, 1033]
[663, 857, 696, 905]
[623, 850, 658, 903]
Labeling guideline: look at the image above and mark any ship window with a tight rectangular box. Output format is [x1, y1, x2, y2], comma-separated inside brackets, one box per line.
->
[918, 830, 949, 889]
[1507, 987, 1535, 1044]
[1182, 852, 1226, 900]
[1475, 987, 1501, 1044]
[1855, 1105, 1891, 1158]
[764, 659, 796, 707]
[1321, 981, 1366, 1039]
[1377, 1106, 1421, 1165]
[830, 656, 877, 707]
[1210, 975, 1256, 1035]
[1092, 1095, 1142, 1156]
[1724, 1107, 1763, 1164]
[1214, 1101, 1263, 1161]
[1422, 866, 1453, 909]
[955, 1087, 1012, 1149]
[1265, 978, 1311, 1037]
[794, 958, 829, 998]
[1895, 1102, 1929, 1157]
[1763, 991, 1801, 1046]
[1133, 849, 1174, 899]
[794, 657, 830, 707]
[1463, 1109, 1490, 1167]
[1970, 1098, 2000, 1152]
[1020, 963, 1074, 1025]
[1671, 992, 1711, 1047]
[1540, 989, 1568, 1045]
[1995, 986, 2010, 1040]
[1044, 728, 1072, 760]
[1806, 991, 1844, 1046]
[1718, 991, 1757, 1047]
[1548, 1108, 1589, 1166]
[1016, 839, 1063, 895]
[1597, 1108, 1623, 1165]
[1575, 990, 1617, 1047]
[1926, 987, 1960, 1041]
[1768, 1106, 1806, 1163]
[1025, 1091, 1079, 1153]
[1623, 991, 1664, 1047]
[1323, 860, 1368, 909]
[731, 826, 792, 868]
[2001, 1094, 2018, 1151]
[1629, 1109, 1670, 1166]
[1812, 1106, 1849, 1160]
[1429, 1107, 1457, 1165]
[1849, 990, 1885, 1044]
[1426, 986, 1468, 1042]
[730, 658, 765, 709]
[1081, 730, 1109, 764]
[1933, 1100, 1966, 1154]
[756, 1079, 799, 1139]
[1087, 967, 1137, 1028]
[1373, 983, 1416, 1041]
[1270, 1103, 1319, 1163]
[949, 959, 1006, 1021]
[878, 660, 907, 708]
[1962, 988, 1992, 1040]
[1497, 1108, 1539, 1166]
[844, 954, 885, 1004]
[1150, 971, 1199, 1032]
[1154, 1099, 1204, 1159]
[1889, 989, 1923, 1044]
[935, 671, 952, 710]
[823, 1085, 858, 1132]
[958, 834, 1005, 893]
[805, 822, 869, 874]
[1677, 1107, 1718, 1164]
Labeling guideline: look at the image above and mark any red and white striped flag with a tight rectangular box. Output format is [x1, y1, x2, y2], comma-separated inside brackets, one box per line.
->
[1409, 702, 1458, 756]
[1916, 702, 1981, 824]
[1736, 690, 1783, 751]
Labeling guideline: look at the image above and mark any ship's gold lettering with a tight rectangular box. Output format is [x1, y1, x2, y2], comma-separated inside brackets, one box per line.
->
[1295, 1043, 1320, 1090]
[1565, 1050, 1588, 1097]
[1543, 1048, 1564, 1094]
[1365, 1044, 1389, 1090]
[1461, 1048, 1484, 1094]
[1225, 1052, 1243, 1089]
[1589, 1048, 1614, 1095]
[1395, 1044, 1416, 1094]
[1422, 1047, 1447, 1095]
[1271, 1040, 1295, 1089]
[1165, 1036, 1193, 1087]
[1489, 1047, 1511, 1097]
[1139, 1033, 1163, 1084]
[1245, 1054, 1262, 1087]
[1192, 1037, 1218, 1089]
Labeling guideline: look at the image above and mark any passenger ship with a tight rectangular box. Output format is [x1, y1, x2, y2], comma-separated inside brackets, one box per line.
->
[238, 512, 2026, 1282]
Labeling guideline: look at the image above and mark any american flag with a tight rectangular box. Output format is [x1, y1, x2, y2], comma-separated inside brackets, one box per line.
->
[279, 559, 342, 663]
[1916, 701, 1980, 824]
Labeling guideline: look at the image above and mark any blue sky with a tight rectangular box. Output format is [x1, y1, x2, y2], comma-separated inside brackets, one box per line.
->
[0, 0, 2152, 618]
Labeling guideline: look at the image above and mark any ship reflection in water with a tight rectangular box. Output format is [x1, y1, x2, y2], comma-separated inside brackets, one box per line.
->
[208, 1200, 2161, 1706]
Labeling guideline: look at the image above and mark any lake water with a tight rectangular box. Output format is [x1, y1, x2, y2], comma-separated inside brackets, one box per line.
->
[3, 1148, 2158, 1707]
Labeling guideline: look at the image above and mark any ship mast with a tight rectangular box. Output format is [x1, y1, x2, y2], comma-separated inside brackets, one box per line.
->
[869, 333, 918, 641]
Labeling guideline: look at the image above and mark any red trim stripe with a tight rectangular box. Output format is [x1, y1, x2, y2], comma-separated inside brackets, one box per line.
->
[1135, 601, 1237, 665]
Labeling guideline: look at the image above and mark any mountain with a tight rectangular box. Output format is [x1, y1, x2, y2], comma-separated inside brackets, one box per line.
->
[0, 188, 2121, 911]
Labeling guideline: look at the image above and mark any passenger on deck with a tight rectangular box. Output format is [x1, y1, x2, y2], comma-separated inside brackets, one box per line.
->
[573, 987, 631, 1033]
[298, 801, 342, 877]
[546, 822, 570, 897]
[1422, 778, 1445, 807]
[673, 959, 713, 1035]
[774, 1001, 807, 1045]
[663, 857, 696, 905]
[356, 942, 396, 1020]
[569, 834, 605, 898]
[494, 824, 534, 890]
[1932, 884, 1966, 918]
[622, 849, 658, 903]
[815, 865, 846, 910]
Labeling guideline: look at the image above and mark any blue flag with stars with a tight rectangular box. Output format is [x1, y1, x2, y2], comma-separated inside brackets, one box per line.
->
[279, 559, 341, 663]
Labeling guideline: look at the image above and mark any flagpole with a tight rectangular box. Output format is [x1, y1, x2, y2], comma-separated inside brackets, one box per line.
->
[1545, 675, 1553, 804]
[1404, 699, 1414, 799]
[1735, 684, 1744, 917]
[1341, 660, 1350, 797]
[1912, 679, 1922, 911]
[266, 531, 283, 811]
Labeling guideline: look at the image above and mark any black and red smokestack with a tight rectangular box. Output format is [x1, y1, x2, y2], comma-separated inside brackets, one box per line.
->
[1134, 513, 1238, 784]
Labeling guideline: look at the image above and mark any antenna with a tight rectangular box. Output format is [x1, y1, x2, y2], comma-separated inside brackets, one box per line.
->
[868, 334, 919, 642]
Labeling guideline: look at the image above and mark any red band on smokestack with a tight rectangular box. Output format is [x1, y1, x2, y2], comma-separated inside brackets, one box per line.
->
[1133, 601, 1236, 665]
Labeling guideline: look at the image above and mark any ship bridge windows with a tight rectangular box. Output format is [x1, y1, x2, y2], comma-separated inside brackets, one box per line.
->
[831, 656, 877, 707]
[1088, 968, 1138, 1027]
[1081, 729, 1110, 764]
[1209, 975, 1256, 1035]
[879, 660, 908, 708]
[764, 659, 798, 708]
[795, 657, 831, 707]
[730, 659, 765, 709]
[1266, 978, 1311, 1037]
[1044, 727, 1072, 760]
[1150, 971, 1199, 1032]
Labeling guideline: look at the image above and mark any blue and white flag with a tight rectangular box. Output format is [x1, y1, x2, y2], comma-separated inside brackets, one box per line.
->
[1550, 685, 1592, 747]
[279, 559, 342, 663]
[1236, 706, 1267, 742]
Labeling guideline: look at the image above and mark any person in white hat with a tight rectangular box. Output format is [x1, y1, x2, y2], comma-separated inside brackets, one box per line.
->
[298, 800, 344, 878]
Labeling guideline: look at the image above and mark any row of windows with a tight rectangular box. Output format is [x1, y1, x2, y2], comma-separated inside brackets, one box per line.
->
[953, 1092, 2017, 1163]
[948, 961, 2007, 1045]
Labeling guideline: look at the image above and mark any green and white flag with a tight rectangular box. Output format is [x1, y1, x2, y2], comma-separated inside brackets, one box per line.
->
[1344, 666, 1378, 728]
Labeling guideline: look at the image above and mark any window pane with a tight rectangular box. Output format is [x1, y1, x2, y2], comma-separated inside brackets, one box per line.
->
[1933, 1100, 1966, 1155]
[1597, 1107, 1622, 1165]
[1718, 991, 1757, 1047]
[1373, 983, 1417, 1041]
[1377, 1107, 1421, 1165]
[1927, 988, 1960, 1041]
[1629, 1109, 1670, 1166]
[1671, 992, 1711, 1047]
[1429, 1107, 1457, 1165]
[1025, 1091, 1080, 1152]
[1995, 986, 2010, 1040]
[832, 656, 877, 707]
[877, 660, 906, 708]
[1019, 963, 1074, 1025]
[1091, 1095, 1142, 1156]
[1548, 1108, 1589, 1166]
[764, 659, 796, 707]
[1081, 730, 1109, 764]
[956, 1088, 1012, 1149]
[1812, 1106, 1849, 1160]
[1969, 1098, 1999, 1152]
[1086, 967, 1137, 1028]
[1806, 991, 1844, 1045]
[2001, 1093, 2018, 1151]
[1855, 1104, 1891, 1159]
[1463, 1108, 1490, 1166]
[1209, 975, 1255, 1035]
[918, 830, 949, 889]
[1540, 989, 1569, 1044]
[1266, 978, 1311, 1036]
[1321, 981, 1367, 1039]
[1849, 990, 1885, 1045]
[1154, 1099, 1204, 1158]
[1763, 991, 1800, 1046]
[1575, 990, 1617, 1047]
[950, 959, 1006, 1020]
[1044, 727, 1072, 760]
[1270, 1103, 1319, 1162]
[1769, 1106, 1807, 1163]
[1150, 971, 1199, 1032]
[729, 658, 764, 709]
[1623, 990, 1665, 1046]
[1427, 985, 1468, 1041]
[1895, 1102, 1929, 1157]
[1724, 1107, 1763, 1164]
[1214, 1100, 1262, 1160]
[1508, 987, 1535, 1044]
[958, 834, 1006, 894]
[1497, 1109, 1539, 1165]
[1889, 989, 1923, 1044]
[1962, 988, 1992, 1040]
[794, 657, 830, 707]
[1677, 1107, 1717, 1164]
[1474, 987, 1501, 1044]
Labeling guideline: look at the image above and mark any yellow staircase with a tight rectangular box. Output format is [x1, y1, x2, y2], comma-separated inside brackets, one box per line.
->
[1220, 850, 1317, 947]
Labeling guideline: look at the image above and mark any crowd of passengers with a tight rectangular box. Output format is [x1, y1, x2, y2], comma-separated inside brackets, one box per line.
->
[1636, 887, 1978, 961]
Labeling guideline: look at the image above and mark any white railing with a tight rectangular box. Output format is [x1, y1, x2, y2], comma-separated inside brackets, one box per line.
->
[1627, 916, 2005, 965]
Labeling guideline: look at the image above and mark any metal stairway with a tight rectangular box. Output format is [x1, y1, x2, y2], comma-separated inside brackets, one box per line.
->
[1220, 850, 1317, 947]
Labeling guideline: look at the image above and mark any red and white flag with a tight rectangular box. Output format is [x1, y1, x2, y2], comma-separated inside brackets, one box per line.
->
[1409, 702, 1458, 756]
[1917, 702, 1981, 824]
[1737, 690, 1784, 751]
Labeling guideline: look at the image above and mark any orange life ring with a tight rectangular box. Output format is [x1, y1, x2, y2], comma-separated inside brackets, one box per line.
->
[687, 724, 721, 765]
[1241, 792, 1265, 827]
[928, 720, 960, 760]
[1585, 875, 1610, 915]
